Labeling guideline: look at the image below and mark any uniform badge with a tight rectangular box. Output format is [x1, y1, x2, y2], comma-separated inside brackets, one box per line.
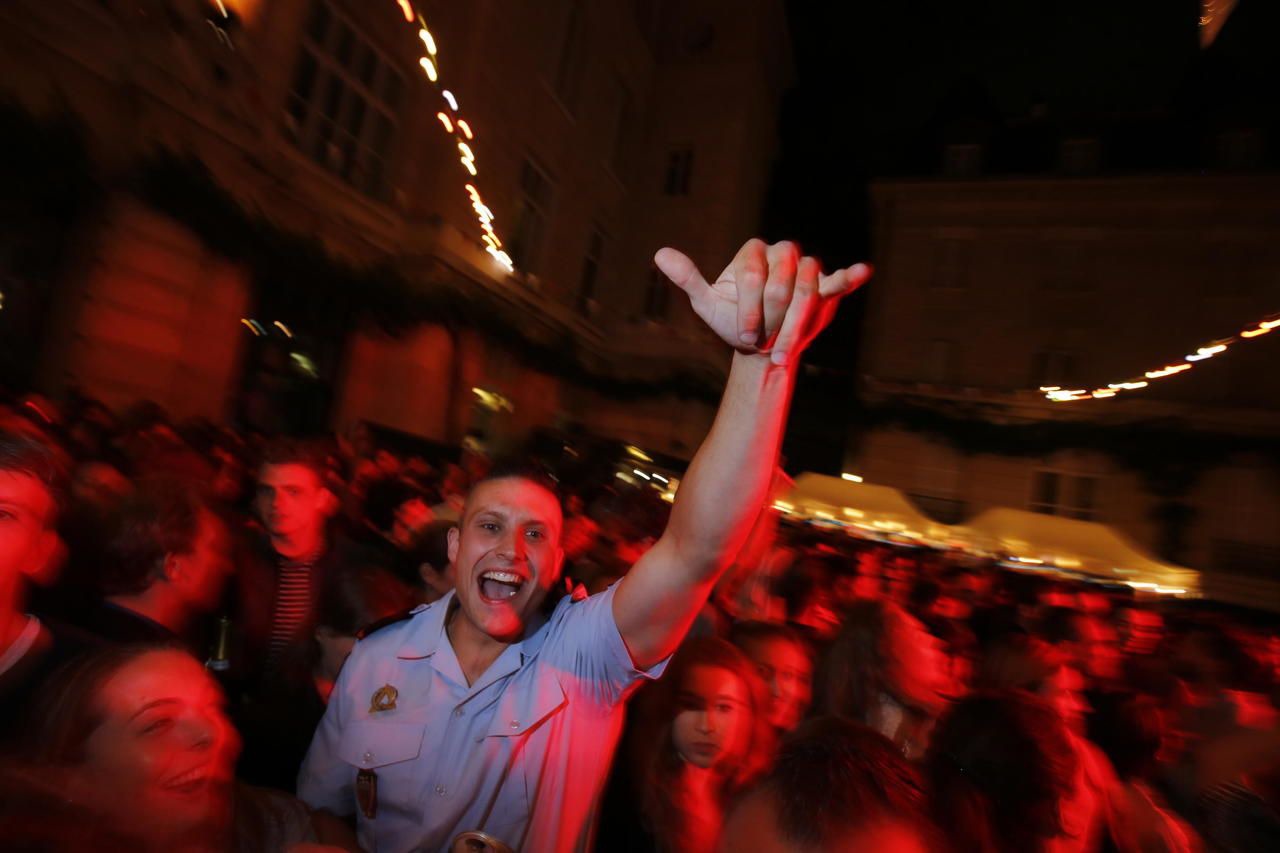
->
[369, 684, 399, 713]
[356, 768, 378, 818]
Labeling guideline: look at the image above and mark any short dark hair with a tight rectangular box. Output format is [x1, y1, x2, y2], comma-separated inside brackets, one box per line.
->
[0, 429, 67, 524]
[101, 480, 211, 596]
[464, 458, 563, 518]
[258, 438, 332, 485]
[747, 716, 929, 849]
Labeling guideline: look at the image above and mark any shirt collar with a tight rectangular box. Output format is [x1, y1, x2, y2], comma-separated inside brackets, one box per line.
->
[395, 590, 552, 665]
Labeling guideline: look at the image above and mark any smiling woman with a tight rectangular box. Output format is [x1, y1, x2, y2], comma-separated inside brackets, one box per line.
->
[0, 644, 356, 852]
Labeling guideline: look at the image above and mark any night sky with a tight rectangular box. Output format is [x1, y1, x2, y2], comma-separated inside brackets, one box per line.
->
[768, 0, 1279, 472]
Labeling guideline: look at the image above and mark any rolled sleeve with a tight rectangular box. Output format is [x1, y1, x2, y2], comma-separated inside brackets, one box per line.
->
[548, 584, 670, 708]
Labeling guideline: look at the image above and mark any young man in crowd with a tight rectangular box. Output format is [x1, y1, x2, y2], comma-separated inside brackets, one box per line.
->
[0, 430, 80, 737]
[81, 479, 232, 645]
[298, 239, 870, 851]
[237, 440, 355, 683]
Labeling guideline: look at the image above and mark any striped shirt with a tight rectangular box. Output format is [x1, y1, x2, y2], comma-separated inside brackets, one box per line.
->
[267, 556, 318, 666]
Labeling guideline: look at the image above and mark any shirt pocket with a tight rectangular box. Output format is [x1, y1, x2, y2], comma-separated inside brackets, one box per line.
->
[336, 718, 426, 827]
[337, 719, 427, 770]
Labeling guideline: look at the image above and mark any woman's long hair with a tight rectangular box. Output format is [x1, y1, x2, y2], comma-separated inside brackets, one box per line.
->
[925, 690, 1078, 853]
[815, 599, 894, 722]
[627, 636, 775, 849]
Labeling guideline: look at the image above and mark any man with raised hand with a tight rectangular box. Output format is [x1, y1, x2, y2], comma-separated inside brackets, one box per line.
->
[297, 239, 870, 852]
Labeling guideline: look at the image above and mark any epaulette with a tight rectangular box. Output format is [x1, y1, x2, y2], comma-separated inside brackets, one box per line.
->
[357, 608, 417, 641]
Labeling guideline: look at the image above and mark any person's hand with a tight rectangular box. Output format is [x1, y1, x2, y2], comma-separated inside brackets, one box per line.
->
[654, 238, 871, 366]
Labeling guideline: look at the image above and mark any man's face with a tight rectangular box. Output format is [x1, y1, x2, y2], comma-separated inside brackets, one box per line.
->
[0, 471, 59, 600]
[255, 463, 332, 539]
[741, 637, 813, 732]
[448, 478, 564, 642]
[174, 511, 232, 612]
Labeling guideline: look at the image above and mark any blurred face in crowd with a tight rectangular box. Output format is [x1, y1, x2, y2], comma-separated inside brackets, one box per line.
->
[172, 510, 233, 612]
[1041, 666, 1091, 732]
[885, 608, 951, 715]
[1119, 607, 1164, 656]
[0, 470, 60, 603]
[720, 792, 930, 853]
[391, 496, 433, 548]
[875, 608, 951, 759]
[673, 665, 753, 770]
[255, 463, 333, 540]
[78, 651, 238, 840]
[448, 477, 564, 642]
[740, 636, 813, 732]
[1077, 615, 1122, 683]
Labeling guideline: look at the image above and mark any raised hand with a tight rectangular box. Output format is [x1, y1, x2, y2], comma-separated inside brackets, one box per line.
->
[654, 238, 871, 366]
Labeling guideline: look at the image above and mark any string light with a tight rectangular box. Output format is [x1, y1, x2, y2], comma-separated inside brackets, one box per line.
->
[1042, 313, 1277, 402]
[389, 3, 513, 272]
[1146, 364, 1191, 379]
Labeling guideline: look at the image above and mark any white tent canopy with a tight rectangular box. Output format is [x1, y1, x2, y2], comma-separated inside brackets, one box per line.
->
[782, 473, 1201, 597]
[783, 473, 955, 543]
[953, 507, 1200, 595]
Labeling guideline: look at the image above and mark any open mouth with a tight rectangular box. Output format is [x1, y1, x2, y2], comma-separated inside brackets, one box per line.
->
[478, 570, 526, 603]
[163, 766, 214, 794]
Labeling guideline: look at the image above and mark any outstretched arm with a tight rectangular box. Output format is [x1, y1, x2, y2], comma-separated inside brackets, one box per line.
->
[613, 239, 870, 670]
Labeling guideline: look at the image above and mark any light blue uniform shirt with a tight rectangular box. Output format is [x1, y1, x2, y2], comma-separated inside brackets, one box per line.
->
[297, 584, 667, 852]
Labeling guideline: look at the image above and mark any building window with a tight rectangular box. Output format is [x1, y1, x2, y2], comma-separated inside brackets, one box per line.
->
[508, 159, 554, 276]
[644, 265, 670, 320]
[664, 146, 694, 196]
[931, 237, 971, 290]
[284, 0, 403, 198]
[553, 0, 588, 113]
[577, 228, 605, 315]
[1029, 471, 1098, 520]
[1031, 349, 1079, 387]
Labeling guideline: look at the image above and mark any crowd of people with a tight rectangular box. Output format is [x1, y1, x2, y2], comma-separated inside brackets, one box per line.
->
[1, 239, 1278, 852]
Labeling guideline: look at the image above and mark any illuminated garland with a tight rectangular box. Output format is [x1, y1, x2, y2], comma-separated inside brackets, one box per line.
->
[1040, 313, 1279, 402]
[393, 1, 514, 272]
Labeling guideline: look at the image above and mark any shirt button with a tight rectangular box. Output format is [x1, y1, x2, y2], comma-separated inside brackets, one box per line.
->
[435, 784, 447, 796]
[362, 751, 373, 764]
[454, 708, 464, 717]
[510, 720, 519, 729]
